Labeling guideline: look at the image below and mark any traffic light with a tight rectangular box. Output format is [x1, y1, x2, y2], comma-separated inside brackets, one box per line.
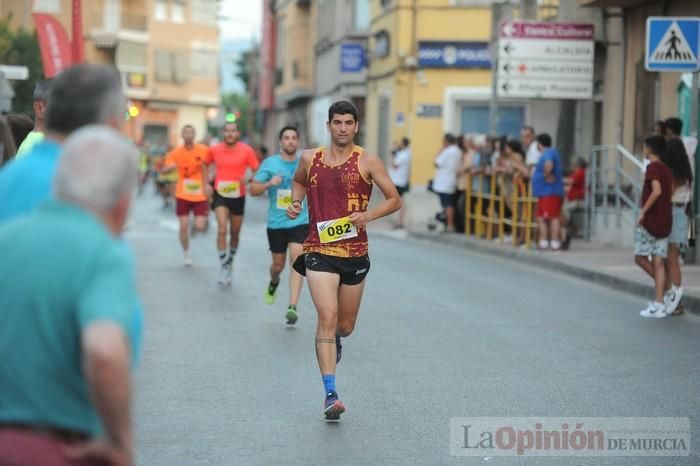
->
[225, 111, 236, 123]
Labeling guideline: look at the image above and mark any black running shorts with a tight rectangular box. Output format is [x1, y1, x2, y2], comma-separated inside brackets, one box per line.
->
[267, 225, 308, 254]
[212, 192, 245, 215]
[292, 252, 370, 286]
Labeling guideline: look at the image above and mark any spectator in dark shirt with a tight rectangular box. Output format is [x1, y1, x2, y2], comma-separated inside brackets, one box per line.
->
[635, 135, 673, 318]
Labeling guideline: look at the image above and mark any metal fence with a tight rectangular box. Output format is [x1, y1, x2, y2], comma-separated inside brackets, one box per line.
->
[464, 173, 538, 248]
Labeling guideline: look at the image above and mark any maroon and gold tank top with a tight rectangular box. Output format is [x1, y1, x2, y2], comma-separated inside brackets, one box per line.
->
[303, 145, 373, 258]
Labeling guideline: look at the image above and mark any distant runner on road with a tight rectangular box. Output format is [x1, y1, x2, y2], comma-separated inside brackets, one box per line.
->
[205, 122, 259, 286]
[162, 125, 209, 266]
[250, 126, 309, 324]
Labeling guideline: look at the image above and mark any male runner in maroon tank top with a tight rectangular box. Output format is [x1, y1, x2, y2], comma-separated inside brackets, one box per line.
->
[287, 101, 401, 421]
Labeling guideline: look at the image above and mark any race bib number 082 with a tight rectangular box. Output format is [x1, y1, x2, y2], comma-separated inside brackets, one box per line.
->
[317, 217, 358, 244]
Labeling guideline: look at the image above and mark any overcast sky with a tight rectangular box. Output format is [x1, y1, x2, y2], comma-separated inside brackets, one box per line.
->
[218, 0, 262, 41]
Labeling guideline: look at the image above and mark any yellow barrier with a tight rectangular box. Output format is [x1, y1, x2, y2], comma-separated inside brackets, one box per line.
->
[464, 173, 538, 249]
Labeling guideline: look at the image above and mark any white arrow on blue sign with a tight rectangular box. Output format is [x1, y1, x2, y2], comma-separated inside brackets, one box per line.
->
[645, 17, 700, 72]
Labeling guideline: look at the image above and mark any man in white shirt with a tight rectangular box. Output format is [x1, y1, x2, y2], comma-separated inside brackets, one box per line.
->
[389, 137, 411, 229]
[433, 133, 463, 232]
[521, 126, 541, 174]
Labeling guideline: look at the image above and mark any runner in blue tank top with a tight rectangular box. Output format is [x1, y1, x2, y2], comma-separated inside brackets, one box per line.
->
[250, 126, 309, 324]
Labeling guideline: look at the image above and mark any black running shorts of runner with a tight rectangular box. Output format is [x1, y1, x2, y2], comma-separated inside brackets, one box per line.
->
[211, 192, 245, 215]
[292, 252, 370, 286]
[267, 225, 308, 254]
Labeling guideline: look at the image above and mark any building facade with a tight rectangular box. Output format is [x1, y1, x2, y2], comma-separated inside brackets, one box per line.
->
[258, 0, 277, 150]
[365, 0, 575, 186]
[1, 0, 220, 147]
[580, 0, 699, 154]
[271, 0, 316, 148]
[366, 0, 497, 185]
[310, 0, 370, 147]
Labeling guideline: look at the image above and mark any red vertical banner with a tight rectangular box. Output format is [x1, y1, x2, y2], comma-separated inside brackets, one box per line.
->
[72, 0, 84, 64]
[33, 14, 72, 77]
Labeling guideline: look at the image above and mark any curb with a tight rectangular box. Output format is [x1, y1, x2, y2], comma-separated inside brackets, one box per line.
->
[407, 230, 700, 316]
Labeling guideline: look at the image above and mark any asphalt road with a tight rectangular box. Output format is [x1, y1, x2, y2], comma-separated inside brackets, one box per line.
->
[127, 189, 700, 466]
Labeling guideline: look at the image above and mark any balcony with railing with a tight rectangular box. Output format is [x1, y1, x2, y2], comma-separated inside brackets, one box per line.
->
[91, 7, 149, 48]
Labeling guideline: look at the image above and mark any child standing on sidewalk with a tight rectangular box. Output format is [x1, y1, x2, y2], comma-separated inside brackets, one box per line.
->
[634, 135, 673, 318]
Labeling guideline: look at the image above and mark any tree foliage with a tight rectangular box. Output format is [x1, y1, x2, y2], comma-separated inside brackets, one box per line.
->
[0, 16, 43, 115]
[235, 51, 252, 91]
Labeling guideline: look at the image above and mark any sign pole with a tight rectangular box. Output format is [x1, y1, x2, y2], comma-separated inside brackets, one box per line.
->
[691, 71, 699, 264]
[489, 3, 502, 135]
[71, 0, 84, 64]
[489, 3, 513, 135]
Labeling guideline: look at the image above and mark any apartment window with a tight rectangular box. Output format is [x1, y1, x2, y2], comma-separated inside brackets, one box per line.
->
[374, 31, 390, 59]
[155, 0, 168, 21]
[154, 49, 189, 84]
[380, 0, 391, 9]
[154, 49, 173, 81]
[276, 20, 286, 71]
[32, 0, 61, 13]
[173, 51, 189, 83]
[171, 0, 186, 23]
[116, 41, 147, 69]
[191, 50, 218, 79]
[275, 68, 283, 86]
[191, 0, 218, 24]
[354, 0, 369, 30]
[293, 61, 299, 79]
[460, 105, 524, 140]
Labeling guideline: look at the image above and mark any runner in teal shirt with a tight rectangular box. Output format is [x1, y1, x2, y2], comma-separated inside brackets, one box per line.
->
[251, 126, 309, 324]
[255, 153, 310, 229]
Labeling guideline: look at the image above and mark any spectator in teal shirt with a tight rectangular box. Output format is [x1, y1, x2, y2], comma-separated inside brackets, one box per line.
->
[0, 126, 139, 465]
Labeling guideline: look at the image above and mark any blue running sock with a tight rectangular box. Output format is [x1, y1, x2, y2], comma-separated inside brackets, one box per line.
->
[322, 375, 336, 394]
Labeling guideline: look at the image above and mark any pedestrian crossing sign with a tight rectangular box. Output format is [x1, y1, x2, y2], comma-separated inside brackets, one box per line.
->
[646, 17, 700, 71]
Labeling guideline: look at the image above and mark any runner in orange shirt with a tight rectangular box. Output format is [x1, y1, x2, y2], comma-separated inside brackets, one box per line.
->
[205, 122, 260, 285]
[163, 125, 209, 266]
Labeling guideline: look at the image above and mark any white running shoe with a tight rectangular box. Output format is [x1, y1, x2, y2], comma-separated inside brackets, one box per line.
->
[539, 240, 549, 250]
[183, 254, 193, 267]
[663, 288, 674, 306]
[224, 263, 233, 286]
[217, 265, 228, 285]
[640, 301, 667, 318]
[666, 286, 683, 314]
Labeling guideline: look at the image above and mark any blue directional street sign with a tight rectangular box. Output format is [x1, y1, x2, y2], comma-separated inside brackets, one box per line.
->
[340, 43, 366, 73]
[645, 17, 700, 72]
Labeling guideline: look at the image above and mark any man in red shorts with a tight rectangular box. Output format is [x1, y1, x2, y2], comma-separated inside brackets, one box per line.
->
[205, 122, 260, 286]
[531, 133, 565, 250]
[163, 124, 209, 266]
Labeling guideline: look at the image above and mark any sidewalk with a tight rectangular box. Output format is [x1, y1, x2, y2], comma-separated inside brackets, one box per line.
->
[383, 188, 700, 315]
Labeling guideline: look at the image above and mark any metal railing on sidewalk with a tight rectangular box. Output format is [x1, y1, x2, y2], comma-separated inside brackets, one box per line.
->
[586, 145, 643, 239]
[464, 173, 538, 249]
